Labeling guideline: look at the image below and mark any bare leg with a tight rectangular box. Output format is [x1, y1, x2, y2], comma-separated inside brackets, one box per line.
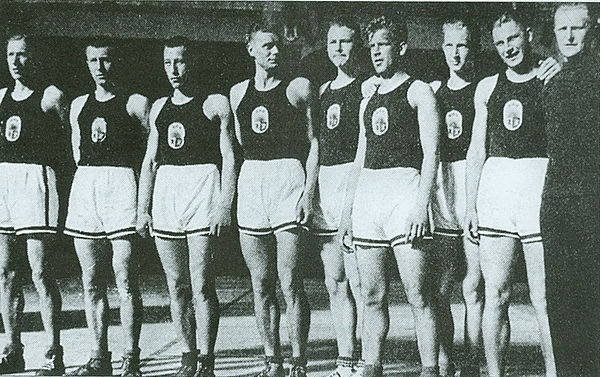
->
[320, 237, 357, 358]
[462, 237, 484, 368]
[74, 238, 111, 353]
[394, 243, 438, 369]
[275, 230, 310, 360]
[0, 234, 24, 346]
[155, 237, 196, 352]
[479, 237, 518, 377]
[354, 246, 388, 365]
[187, 236, 219, 356]
[111, 237, 142, 352]
[240, 233, 281, 358]
[26, 235, 62, 348]
[522, 242, 556, 377]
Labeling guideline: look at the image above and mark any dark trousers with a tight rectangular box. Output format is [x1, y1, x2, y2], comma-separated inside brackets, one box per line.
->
[541, 193, 600, 377]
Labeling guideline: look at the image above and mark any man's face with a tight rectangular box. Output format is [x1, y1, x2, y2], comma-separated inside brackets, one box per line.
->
[7, 39, 31, 81]
[164, 46, 189, 89]
[248, 31, 280, 70]
[492, 20, 531, 68]
[327, 24, 356, 68]
[442, 26, 472, 73]
[554, 5, 590, 58]
[86, 46, 115, 86]
[370, 28, 403, 75]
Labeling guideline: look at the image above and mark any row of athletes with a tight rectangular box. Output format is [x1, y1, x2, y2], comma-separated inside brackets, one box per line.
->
[0, 3, 596, 377]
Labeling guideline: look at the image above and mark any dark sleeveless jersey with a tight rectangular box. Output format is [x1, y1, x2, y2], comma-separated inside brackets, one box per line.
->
[436, 82, 476, 162]
[78, 94, 145, 168]
[155, 96, 221, 167]
[363, 78, 422, 170]
[236, 79, 306, 161]
[487, 72, 546, 159]
[0, 89, 63, 169]
[319, 79, 362, 166]
[543, 53, 600, 197]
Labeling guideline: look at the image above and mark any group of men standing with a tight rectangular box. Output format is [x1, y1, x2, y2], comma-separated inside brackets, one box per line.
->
[0, 2, 596, 377]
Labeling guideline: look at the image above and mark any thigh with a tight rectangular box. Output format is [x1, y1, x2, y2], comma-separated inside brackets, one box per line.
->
[239, 233, 276, 280]
[274, 230, 301, 275]
[320, 237, 345, 281]
[25, 234, 54, 273]
[187, 236, 215, 281]
[462, 236, 482, 282]
[393, 243, 429, 295]
[479, 236, 519, 290]
[74, 238, 111, 283]
[0, 234, 22, 271]
[155, 237, 190, 282]
[110, 237, 135, 274]
[355, 246, 389, 299]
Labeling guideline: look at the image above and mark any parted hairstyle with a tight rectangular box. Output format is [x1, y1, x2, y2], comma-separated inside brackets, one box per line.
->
[443, 16, 481, 51]
[328, 15, 363, 45]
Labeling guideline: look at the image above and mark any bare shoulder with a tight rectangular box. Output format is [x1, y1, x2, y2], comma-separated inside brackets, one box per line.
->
[42, 85, 64, 103]
[71, 94, 89, 110]
[429, 80, 442, 94]
[474, 74, 499, 104]
[150, 96, 168, 116]
[204, 93, 231, 120]
[127, 93, 150, 109]
[361, 75, 380, 98]
[288, 77, 312, 97]
[408, 79, 435, 107]
[319, 81, 331, 97]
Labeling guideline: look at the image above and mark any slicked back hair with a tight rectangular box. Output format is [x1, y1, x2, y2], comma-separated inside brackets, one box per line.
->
[443, 17, 481, 50]
[365, 15, 408, 45]
[328, 15, 363, 46]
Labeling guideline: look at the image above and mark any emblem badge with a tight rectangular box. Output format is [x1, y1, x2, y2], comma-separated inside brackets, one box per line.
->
[503, 99, 523, 131]
[251, 106, 269, 134]
[91, 117, 107, 143]
[327, 104, 341, 130]
[445, 110, 463, 140]
[5, 115, 22, 142]
[371, 107, 389, 136]
[168, 122, 185, 149]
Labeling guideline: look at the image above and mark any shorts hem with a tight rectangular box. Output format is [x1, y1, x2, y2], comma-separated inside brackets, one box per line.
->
[433, 228, 463, 238]
[479, 226, 519, 239]
[15, 226, 57, 236]
[238, 225, 273, 236]
[311, 228, 338, 237]
[353, 237, 390, 248]
[65, 227, 136, 240]
[273, 221, 304, 233]
[521, 233, 542, 244]
[0, 227, 15, 234]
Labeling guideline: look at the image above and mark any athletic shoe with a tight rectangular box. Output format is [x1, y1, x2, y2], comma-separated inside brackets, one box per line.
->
[120, 350, 142, 377]
[256, 357, 284, 377]
[326, 367, 353, 377]
[174, 352, 198, 377]
[288, 365, 307, 377]
[361, 364, 383, 377]
[68, 353, 112, 376]
[36, 346, 65, 376]
[351, 360, 365, 377]
[0, 344, 25, 374]
[194, 354, 215, 377]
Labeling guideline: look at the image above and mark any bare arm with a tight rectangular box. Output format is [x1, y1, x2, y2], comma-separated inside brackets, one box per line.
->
[464, 75, 497, 243]
[69, 95, 88, 165]
[127, 93, 151, 135]
[407, 80, 440, 240]
[288, 77, 319, 224]
[136, 98, 164, 237]
[204, 94, 237, 236]
[229, 80, 249, 147]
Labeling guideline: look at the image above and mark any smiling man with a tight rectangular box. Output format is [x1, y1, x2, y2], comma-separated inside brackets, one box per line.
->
[66, 38, 149, 377]
[541, 3, 599, 376]
[464, 10, 557, 377]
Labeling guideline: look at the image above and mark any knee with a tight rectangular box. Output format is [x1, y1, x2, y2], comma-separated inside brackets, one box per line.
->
[167, 278, 192, 301]
[30, 267, 52, 290]
[192, 279, 217, 303]
[462, 277, 483, 306]
[279, 274, 302, 303]
[0, 266, 18, 285]
[405, 287, 429, 309]
[362, 286, 386, 310]
[324, 273, 348, 297]
[529, 292, 547, 314]
[485, 283, 511, 308]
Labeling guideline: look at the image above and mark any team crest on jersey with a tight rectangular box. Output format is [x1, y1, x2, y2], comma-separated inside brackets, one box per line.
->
[168, 122, 186, 149]
[371, 107, 389, 136]
[445, 110, 463, 140]
[251, 106, 269, 134]
[503, 99, 523, 131]
[91, 117, 107, 143]
[327, 104, 341, 129]
[5, 115, 22, 142]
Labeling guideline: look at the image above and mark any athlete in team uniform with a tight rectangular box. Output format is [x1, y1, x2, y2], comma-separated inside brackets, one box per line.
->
[312, 17, 363, 377]
[65, 39, 149, 376]
[137, 37, 236, 377]
[338, 16, 441, 377]
[542, 4, 599, 376]
[464, 11, 556, 377]
[0, 33, 66, 376]
[230, 21, 318, 377]
[429, 18, 482, 377]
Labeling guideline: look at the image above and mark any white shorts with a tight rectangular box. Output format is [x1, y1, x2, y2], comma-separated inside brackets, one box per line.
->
[311, 162, 353, 236]
[152, 164, 220, 239]
[237, 159, 305, 236]
[477, 157, 547, 243]
[65, 166, 137, 239]
[432, 160, 466, 238]
[353, 167, 431, 248]
[0, 163, 58, 236]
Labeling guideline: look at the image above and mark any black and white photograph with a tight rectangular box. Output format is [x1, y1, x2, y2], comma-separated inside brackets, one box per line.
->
[0, 1, 597, 376]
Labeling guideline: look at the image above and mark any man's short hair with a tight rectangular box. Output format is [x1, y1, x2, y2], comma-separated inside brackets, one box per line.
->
[365, 15, 408, 45]
[245, 19, 282, 45]
[491, 9, 530, 33]
[5, 32, 37, 52]
[328, 15, 363, 45]
[443, 17, 481, 49]
[554, 2, 592, 25]
[164, 36, 193, 50]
